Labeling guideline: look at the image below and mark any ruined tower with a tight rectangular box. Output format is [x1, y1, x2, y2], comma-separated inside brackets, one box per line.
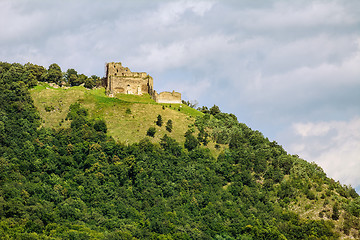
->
[104, 62, 181, 104]
[105, 62, 153, 96]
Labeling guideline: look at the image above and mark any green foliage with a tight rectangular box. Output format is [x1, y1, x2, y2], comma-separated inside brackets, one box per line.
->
[184, 131, 199, 151]
[156, 114, 163, 127]
[166, 119, 173, 132]
[46, 63, 63, 85]
[24, 62, 47, 83]
[84, 75, 97, 89]
[160, 134, 182, 156]
[147, 126, 156, 137]
[1, 61, 359, 239]
[94, 119, 107, 133]
[332, 202, 340, 220]
[44, 105, 55, 112]
[181, 99, 198, 109]
[197, 127, 209, 146]
[210, 104, 221, 116]
[65, 68, 98, 88]
[348, 197, 360, 217]
[65, 68, 78, 85]
[198, 106, 210, 114]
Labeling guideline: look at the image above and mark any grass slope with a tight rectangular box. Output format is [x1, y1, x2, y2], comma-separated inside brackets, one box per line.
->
[30, 83, 202, 144]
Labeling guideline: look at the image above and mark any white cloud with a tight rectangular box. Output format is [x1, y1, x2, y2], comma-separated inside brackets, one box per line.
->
[293, 122, 332, 137]
[129, 34, 237, 72]
[240, 1, 358, 30]
[288, 117, 360, 188]
[141, 0, 214, 28]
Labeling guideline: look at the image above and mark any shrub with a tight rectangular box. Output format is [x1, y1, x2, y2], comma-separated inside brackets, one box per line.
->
[156, 114, 163, 127]
[147, 127, 156, 137]
[94, 119, 107, 133]
[166, 119, 173, 132]
[45, 105, 55, 112]
[184, 133, 199, 151]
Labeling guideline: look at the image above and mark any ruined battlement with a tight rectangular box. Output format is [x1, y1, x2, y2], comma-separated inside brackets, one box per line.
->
[154, 90, 182, 104]
[105, 62, 153, 96]
[104, 62, 181, 104]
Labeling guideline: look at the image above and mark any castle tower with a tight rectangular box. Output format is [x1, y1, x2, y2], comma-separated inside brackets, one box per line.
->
[104, 62, 181, 104]
[105, 62, 153, 96]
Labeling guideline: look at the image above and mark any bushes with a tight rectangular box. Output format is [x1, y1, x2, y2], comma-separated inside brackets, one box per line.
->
[166, 119, 172, 132]
[94, 119, 107, 133]
[156, 114, 163, 127]
[147, 127, 156, 137]
[184, 131, 199, 151]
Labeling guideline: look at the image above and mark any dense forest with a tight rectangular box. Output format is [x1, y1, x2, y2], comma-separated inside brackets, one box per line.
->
[1, 62, 360, 239]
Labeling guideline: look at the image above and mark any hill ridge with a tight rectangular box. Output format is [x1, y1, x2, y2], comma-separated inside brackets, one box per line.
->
[1, 61, 360, 239]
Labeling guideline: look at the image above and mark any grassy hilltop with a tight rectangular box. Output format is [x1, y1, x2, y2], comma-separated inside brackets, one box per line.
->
[30, 83, 202, 144]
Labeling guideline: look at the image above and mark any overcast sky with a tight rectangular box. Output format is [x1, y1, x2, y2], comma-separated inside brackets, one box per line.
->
[1, 0, 360, 191]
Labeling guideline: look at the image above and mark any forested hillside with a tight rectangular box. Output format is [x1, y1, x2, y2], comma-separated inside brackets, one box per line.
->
[1, 62, 360, 239]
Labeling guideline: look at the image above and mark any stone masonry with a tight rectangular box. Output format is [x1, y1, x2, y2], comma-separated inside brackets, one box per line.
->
[104, 62, 181, 104]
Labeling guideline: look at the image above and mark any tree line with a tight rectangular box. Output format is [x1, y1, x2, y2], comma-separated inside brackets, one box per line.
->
[0, 62, 102, 90]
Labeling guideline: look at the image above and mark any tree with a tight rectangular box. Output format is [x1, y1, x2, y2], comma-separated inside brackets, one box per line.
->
[46, 63, 62, 85]
[210, 105, 221, 116]
[198, 106, 210, 114]
[184, 132, 199, 151]
[24, 63, 47, 82]
[160, 134, 182, 156]
[166, 119, 173, 132]
[182, 100, 198, 109]
[332, 202, 340, 220]
[197, 127, 209, 146]
[93, 119, 107, 133]
[77, 74, 88, 86]
[85, 75, 99, 89]
[147, 127, 156, 137]
[156, 115, 163, 127]
[229, 129, 244, 149]
[64, 68, 77, 86]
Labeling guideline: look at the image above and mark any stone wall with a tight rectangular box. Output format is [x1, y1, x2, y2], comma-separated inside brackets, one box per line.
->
[105, 62, 153, 96]
[154, 90, 182, 104]
[104, 62, 181, 104]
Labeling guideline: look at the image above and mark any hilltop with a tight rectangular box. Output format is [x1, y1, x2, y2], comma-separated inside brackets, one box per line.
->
[30, 83, 201, 145]
[1, 61, 360, 239]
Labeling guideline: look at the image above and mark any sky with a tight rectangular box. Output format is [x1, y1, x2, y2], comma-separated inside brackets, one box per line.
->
[1, 0, 360, 191]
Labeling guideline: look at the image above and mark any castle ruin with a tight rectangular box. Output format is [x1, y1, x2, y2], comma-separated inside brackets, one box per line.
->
[104, 62, 181, 104]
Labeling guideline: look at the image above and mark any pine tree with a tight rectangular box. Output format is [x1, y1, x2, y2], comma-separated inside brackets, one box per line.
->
[156, 114, 163, 127]
[166, 119, 173, 132]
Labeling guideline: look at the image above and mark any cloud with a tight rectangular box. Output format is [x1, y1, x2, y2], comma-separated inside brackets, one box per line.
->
[286, 117, 360, 188]
[239, 1, 359, 31]
[129, 34, 237, 73]
[150, 0, 214, 26]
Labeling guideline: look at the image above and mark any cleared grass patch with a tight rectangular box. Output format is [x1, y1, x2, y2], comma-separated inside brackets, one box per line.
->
[30, 85, 200, 144]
